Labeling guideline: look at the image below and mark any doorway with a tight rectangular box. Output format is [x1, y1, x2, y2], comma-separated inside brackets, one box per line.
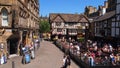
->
[8, 39, 18, 54]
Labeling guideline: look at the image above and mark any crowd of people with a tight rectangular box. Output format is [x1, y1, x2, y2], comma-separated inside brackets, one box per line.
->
[56, 38, 120, 67]
[21, 38, 40, 64]
[79, 40, 120, 66]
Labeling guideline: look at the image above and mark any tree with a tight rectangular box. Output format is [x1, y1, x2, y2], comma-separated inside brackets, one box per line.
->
[39, 20, 50, 33]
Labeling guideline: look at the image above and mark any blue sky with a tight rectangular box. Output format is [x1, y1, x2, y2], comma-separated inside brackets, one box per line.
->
[39, 0, 106, 16]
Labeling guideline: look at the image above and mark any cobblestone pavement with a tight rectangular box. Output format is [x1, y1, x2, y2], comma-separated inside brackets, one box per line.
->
[0, 40, 80, 68]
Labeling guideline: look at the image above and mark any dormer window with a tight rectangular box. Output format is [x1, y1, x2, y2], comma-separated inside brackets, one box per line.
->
[1, 8, 8, 26]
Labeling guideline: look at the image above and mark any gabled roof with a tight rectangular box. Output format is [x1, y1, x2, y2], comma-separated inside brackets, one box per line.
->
[49, 13, 89, 23]
[94, 11, 115, 21]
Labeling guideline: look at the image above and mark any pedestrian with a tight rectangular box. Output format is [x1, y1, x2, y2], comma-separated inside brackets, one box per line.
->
[67, 55, 71, 68]
[61, 54, 67, 68]
[61, 54, 71, 68]
[30, 42, 35, 59]
[110, 53, 116, 66]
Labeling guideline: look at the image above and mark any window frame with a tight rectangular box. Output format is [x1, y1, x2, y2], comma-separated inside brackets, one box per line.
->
[1, 8, 9, 26]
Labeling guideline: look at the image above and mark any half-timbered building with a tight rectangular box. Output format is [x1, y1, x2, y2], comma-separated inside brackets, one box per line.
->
[49, 13, 89, 41]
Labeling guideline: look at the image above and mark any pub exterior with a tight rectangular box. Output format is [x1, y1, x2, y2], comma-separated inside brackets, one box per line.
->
[49, 13, 90, 41]
[93, 11, 117, 46]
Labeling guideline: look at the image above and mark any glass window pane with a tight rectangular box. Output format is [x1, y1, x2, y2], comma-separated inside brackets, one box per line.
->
[116, 28, 119, 36]
[1, 8, 8, 26]
[111, 28, 115, 36]
[116, 22, 119, 27]
[112, 22, 115, 27]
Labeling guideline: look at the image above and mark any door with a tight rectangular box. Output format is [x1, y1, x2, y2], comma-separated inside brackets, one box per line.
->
[9, 39, 18, 54]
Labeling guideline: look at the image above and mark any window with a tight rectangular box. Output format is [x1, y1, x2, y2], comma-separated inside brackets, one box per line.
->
[104, 22, 107, 27]
[68, 22, 74, 26]
[81, 22, 85, 26]
[117, 15, 119, 21]
[112, 18, 115, 21]
[107, 22, 111, 28]
[116, 22, 119, 27]
[1, 8, 8, 26]
[117, 0, 120, 3]
[78, 29, 84, 33]
[107, 29, 111, 36]
[116, 28, 119, 36]
[112, 22, 115, 27]
[57, 28, 62, 32]
[118, 22, 120, 27]
[99, 22, 102, 28]
[111, 28, 115, 37]
[96, 22, 99, 27]
[56, 22, 61, 26]
[71, 29, 77, 33]
[117, 5, 120, 14]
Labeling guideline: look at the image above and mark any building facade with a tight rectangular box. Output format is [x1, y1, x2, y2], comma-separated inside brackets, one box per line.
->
[84, 6, 97, 17]
[93, 0, 119, 45]
[106, 0, 116, 12]
[85, 0, 120, 46]
[94, 11, 116, 44]
[84, 1, 108, 40]
[116, 0, 120, 44]
[49, 13, 89, 41]
[0, 0, 39, 56]
[84, 1, 108, 18]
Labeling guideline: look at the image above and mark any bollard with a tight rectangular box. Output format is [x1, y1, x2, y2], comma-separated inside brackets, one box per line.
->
[12, 61, 15, 68]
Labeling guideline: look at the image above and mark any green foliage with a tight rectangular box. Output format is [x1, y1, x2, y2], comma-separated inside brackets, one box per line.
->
[39, 21, 50, 33]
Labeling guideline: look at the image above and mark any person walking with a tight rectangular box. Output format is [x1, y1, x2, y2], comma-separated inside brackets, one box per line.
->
[61, 54, 71, 68]
[67, 55, 71, 68]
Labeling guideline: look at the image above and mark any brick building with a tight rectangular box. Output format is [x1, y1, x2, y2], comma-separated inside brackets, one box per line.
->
[0, 0, 39, 56]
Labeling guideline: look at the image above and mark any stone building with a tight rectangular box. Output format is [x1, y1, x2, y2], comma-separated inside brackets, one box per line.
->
[84, 6, 97, 17]
[84, 1, 108, 18]
[0, 0, 39, 56]
[49, 13, 89, 41]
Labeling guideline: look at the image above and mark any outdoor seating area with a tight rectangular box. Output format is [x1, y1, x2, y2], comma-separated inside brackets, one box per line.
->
[54, 39, 120, 68]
